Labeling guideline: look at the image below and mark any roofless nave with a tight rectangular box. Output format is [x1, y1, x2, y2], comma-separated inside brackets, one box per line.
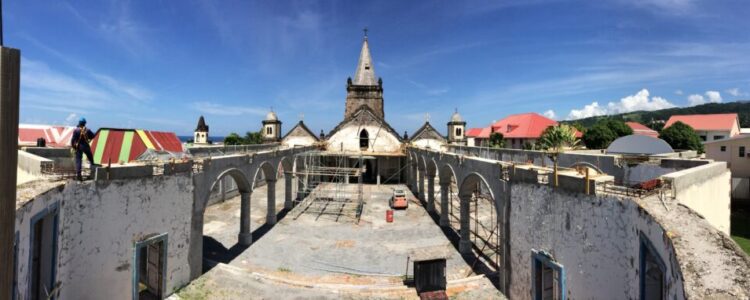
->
[10, 33, 750, 299]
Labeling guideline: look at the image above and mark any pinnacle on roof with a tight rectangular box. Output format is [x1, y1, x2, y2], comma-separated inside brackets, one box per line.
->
[265, 110, 278, 121]
[450, 109, 463, 122]
[195, 115, 209, 132]
[352, 30, 378, 86]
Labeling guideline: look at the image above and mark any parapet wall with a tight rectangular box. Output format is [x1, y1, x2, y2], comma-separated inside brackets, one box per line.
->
[509, 183, 686, 299]
[14, 173, 195, 299]
[662, 161, 731, 234]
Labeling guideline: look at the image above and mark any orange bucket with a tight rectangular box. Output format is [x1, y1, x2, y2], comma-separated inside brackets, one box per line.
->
[386, 209, 394, 223]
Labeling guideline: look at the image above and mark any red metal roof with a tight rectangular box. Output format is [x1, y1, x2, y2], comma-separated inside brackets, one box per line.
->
[664, 113, 739, 131]
[490, 113, 582, 138]
[18, 124, 75, 148]
[625, 122, 659, 138]
[465, 128, 484, 138]
[90, 128, 184, 165]
[466, 113, 582, 140]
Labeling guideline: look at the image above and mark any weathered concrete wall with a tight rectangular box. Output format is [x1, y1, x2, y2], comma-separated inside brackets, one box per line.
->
[412, 138, 445, 150]
[14, 174, 194, 299]
[17, 150, 53, 175]
[282, 135, 317, 148]
[327, 124, 401, 153]
[622, 163, 676, 186]
[662, 162, 731, 234]
[23, 147, 75, 170]
[732, 177, 750, 201]
[508, 183, 685, 300]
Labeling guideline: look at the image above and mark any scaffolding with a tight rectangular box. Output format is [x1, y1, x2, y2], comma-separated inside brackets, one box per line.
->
[290, 151, 366, 223]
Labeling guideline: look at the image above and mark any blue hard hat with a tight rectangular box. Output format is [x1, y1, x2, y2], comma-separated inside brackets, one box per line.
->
[78, 117, 87, 125]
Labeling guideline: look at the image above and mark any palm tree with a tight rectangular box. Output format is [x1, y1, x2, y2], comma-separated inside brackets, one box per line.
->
[538, 124, 580, 187]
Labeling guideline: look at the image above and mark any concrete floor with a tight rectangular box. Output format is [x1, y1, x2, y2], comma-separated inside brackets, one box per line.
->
[176, 183, 504, 299]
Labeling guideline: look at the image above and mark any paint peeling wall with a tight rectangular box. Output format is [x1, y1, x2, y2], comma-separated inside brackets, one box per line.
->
[508, 183, 685, 299]
[14, 173, 194, 299]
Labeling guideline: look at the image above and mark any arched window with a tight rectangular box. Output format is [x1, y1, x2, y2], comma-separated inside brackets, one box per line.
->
[360, 129, 369, 149]
[456, 127, 463, 137]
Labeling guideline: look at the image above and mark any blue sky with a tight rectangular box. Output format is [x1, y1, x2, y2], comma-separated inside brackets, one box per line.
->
[8, 0, 750, 136]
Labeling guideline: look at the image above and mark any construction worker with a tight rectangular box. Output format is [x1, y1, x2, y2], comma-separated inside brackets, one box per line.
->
[70, 117, 96, 181]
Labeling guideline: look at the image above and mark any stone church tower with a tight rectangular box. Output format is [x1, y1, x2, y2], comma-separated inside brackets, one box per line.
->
[344, 33, 384, 119]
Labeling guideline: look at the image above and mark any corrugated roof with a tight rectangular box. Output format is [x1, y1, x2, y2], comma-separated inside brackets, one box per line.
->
[664, 113, 739, 131]
[90, 128, 183, 165]
[18, 124, 75, 148]
[625, 122, 659, 138]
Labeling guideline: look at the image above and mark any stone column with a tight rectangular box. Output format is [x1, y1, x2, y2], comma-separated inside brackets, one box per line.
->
[0, 47, 20, 296]
[266, 179, 277, 225]
[284, 174, 293, 209]
[459, 194, 472, 254]
[439, 183, 450, 226]
[238, 191, 252, 246]
[427, 175, 436, 212]
[418, 171, 425, 202]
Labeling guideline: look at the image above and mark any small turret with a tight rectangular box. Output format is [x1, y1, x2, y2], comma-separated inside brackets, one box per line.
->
[447, 109, 466, 145]
[262, 109, 282, 144]
[194, 115, 209, 144]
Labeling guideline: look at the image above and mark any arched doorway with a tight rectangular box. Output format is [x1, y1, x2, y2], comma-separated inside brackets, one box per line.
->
[359, 129, 369, 150]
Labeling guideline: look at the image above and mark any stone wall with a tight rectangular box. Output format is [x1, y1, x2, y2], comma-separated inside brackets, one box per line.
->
[508, 183, 685, 299]
[14, 173, 194, 299]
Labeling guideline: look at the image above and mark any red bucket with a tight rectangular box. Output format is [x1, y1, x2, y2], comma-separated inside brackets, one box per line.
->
[386, 209, 394, 223]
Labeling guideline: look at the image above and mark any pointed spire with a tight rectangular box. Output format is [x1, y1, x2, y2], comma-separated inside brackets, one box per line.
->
[353, 29, 377, 86]
[196, 115, 208, 132]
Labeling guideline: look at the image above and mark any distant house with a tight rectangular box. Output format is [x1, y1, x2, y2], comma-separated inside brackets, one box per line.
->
[465, 128, 484, 147]
[664, 113, 740, 142]
[704, 135, 750, 200]
[467, 113, 582, 149]
[625, 122, 659, 138]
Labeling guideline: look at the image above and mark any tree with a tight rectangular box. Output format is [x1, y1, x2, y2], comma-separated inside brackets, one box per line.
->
[243, 131, 263, 144]
[538, 124, 580, 187]
[601, 119, 633, 137]
[582, 125, 617, 149]
[659, 121, 704, 153]
[223, 133, 243, 145]
[582, 119, 633, 149]
[489, 132, 505, 148]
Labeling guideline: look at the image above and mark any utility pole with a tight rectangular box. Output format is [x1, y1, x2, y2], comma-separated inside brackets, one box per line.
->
[0, 0, 21, 296]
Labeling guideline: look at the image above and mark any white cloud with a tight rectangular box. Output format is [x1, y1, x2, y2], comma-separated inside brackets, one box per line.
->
[567, 89, 676, 119]
[91, 73, 153, 101]
[543, 110, 557, 120]
[706, 90, 722, 103]
[687, 90, 722, 106]
[726, 88, 746, 97]
[64, 113, 78, 125]
[674, 89, 683, 95]
[687, 94, 705, 106]
[189, 101, 268, 116]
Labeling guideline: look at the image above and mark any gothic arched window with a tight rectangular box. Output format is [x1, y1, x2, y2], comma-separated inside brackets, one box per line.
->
[360, 129, 369, 150]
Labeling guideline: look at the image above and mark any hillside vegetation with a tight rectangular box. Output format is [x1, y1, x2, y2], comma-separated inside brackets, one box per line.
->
[564, 101, 750, 129]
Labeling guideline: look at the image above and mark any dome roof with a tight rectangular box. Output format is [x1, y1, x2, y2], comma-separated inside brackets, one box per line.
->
[606, 134, 674, 155]
[450, 111, 463, 122]
[265, 111, 278, 121]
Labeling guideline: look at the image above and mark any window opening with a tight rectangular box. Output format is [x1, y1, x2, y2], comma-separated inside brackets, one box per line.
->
[640, 233, 666, 300]
[532, 250, 565, 300]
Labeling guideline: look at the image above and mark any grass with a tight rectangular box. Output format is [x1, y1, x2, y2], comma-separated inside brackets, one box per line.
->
[731, 205, 750, 255]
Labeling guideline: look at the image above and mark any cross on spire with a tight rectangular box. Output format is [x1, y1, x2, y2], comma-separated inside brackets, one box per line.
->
[363, 27, 368, 39]
[425, 113, 431, 123]
[298, 113, 304, 121]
